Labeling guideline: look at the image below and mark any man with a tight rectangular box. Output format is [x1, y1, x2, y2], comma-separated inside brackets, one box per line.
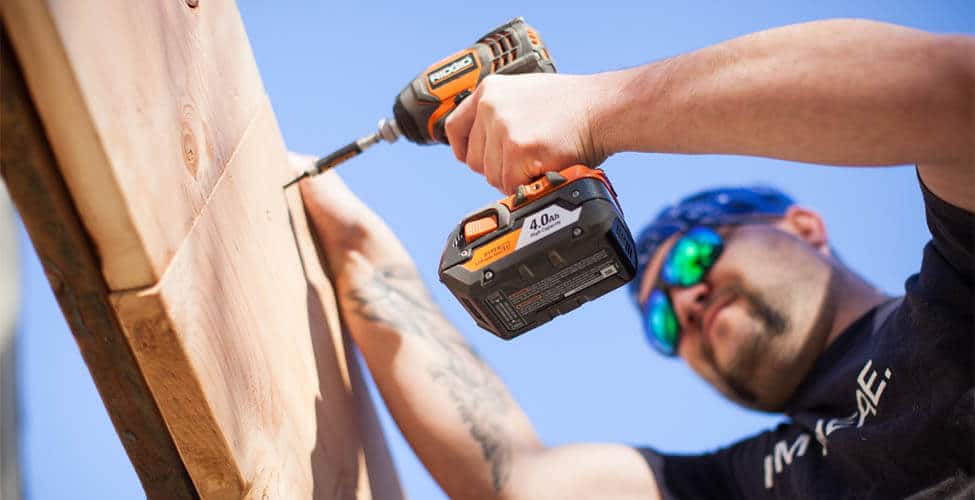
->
[297, 19, 973, 499]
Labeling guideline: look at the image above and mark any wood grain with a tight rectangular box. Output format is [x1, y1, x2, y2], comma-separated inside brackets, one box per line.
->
[1, 0, 265, 290]
[2, 1, 402, 498]
[111, 100, 399, 499]
[1, 31, 198, 498]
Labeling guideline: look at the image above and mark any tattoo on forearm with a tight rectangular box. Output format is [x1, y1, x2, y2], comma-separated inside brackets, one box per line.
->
[428, 349, 512, 491]
[345, 265, 513, 491]
[346, 266, 438, 339]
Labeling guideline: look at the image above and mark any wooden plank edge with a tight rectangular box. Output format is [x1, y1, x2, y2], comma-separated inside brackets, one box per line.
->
[0, 0, 159, 289]
[110, 285, 243, 498]
[0, 29, 198, 499]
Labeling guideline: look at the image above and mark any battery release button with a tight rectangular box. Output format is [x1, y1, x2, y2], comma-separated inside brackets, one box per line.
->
[544, 171, 567, 186]
[464, 214, 499, 244]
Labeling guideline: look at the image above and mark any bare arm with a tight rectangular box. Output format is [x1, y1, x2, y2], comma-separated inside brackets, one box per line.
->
[598, 19, 974, 209]
[600, 20, 972, 166]
[447, 19, 974, 211]
[295, 157, 660, 499]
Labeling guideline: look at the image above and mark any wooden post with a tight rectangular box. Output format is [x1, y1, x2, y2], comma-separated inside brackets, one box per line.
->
[0, 1, 401, 498]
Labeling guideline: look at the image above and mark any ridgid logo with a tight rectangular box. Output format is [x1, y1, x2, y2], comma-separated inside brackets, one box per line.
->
[428, 53, 476, 88]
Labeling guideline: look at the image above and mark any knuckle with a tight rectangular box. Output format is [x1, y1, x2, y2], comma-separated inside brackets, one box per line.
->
[478, 97, 496, 114]
[479, 74, 497, 89]
[508, 132, 539, 150]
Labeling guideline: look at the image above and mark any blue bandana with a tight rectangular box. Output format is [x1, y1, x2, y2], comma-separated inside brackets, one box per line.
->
[629, 186, 795, 304]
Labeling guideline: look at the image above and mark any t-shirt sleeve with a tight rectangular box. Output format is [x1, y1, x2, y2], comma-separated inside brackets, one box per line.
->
[918, 171, 974, 288]
[635, 425, 791, 500]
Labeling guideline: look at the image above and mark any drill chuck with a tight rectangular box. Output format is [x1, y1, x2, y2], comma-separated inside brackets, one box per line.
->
[377, 118, 402, 144]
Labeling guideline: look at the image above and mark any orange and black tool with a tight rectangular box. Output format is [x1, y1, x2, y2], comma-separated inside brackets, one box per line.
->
[439, 165, 638, 339]
[284, 17, 557, 188]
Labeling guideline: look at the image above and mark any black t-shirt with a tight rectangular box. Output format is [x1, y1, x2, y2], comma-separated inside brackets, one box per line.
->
[639, 176, 974, 499]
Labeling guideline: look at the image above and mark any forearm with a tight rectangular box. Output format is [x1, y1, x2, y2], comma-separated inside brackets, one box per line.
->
[333, 254, 541, 499]
[596, 19, 974, 167]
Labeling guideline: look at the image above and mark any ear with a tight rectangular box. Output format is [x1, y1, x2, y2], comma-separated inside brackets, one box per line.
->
[777, 206, 830, 256]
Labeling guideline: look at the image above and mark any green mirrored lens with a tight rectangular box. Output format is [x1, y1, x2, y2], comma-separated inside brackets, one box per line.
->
[646, 289, 679, 356]
[661, 227, 723, 287]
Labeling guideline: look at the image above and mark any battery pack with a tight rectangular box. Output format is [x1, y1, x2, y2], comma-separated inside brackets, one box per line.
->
[439, 166, 638, 340]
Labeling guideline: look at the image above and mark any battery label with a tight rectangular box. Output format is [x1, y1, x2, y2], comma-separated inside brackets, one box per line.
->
[484, 292, 527, 331]
[505, 250, 618, 316]
[463, 227, 522, 271]
[462, 204, 581, 272]
[515, 205, 581, 250]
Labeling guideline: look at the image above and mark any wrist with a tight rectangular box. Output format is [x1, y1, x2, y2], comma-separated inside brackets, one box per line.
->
[589, 61, 678, 156]
[583, 71, 624, 159]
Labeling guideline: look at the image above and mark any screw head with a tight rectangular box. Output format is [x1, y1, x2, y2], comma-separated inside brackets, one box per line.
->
[571, 190, 580, 198]
[461, 249, 471, 257]
[572, 227, 583, 237]
[484, 270, 494, 280]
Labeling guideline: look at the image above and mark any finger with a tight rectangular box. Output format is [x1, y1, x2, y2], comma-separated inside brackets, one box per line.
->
[288, 151, 317, 176]
[500, 155, 535, 195]
[300, 169, 354, 212]
[483, 123, 504, 191]
[445, 87, 480, 162]
[524, 158, 545, 185]
[500, 144, 522, 195]
[465, 113, 487, 175]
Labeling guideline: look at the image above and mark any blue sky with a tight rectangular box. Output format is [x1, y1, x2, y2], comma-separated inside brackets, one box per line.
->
[14, 1, 973, 498]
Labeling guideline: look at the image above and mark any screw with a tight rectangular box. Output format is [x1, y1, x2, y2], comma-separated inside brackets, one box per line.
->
[484, 270, 494, 280]
[571, 190, 580, 198]
[461, 249, 471, 257]
[572, 227, 583, 237]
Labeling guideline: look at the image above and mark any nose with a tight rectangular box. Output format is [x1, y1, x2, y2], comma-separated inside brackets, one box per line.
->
[670, 282, 711, 332]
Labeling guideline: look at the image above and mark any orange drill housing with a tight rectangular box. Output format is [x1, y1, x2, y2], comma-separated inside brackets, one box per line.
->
[391, 17, 557, 146]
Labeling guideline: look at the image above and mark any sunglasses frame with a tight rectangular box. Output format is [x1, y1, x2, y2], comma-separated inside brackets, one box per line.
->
[642, 226, 724, 356]
[640, 214, 784, 356]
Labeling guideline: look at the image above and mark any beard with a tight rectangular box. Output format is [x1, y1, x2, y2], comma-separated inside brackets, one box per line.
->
[699, 284, 790, 406]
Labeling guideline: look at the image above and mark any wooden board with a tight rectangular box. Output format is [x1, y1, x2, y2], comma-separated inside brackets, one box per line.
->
[1, 32, 197, 498]
[1, 1, 402, 498]
[111, 99, 399, 499]
[1, 0, 265, 290]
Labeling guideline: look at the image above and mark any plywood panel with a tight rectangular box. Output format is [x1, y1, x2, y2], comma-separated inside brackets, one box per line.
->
[112, 100, 398, 499]
[1, 0, 266, 289]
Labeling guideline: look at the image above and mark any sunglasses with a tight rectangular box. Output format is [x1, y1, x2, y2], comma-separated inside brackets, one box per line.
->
[641, 226, 724, 356]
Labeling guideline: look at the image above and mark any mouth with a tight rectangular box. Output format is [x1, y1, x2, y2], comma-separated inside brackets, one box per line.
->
[702, 292, 736, 343]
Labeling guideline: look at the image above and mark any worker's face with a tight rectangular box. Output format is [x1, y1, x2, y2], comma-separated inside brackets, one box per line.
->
[637, 207, 836, 412]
